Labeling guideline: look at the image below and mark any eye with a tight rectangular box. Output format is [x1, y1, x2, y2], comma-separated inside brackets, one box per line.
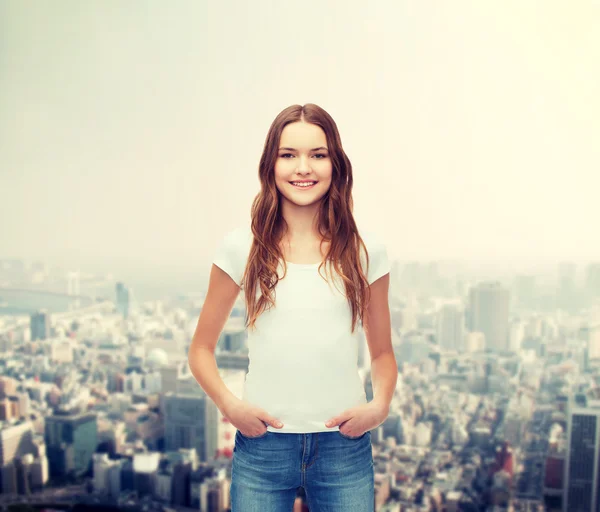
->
[279, 153, 328, 159]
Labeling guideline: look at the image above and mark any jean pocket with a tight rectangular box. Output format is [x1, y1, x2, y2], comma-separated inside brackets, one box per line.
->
[238, 429, 269, 440]
[338, 429, 367, 440]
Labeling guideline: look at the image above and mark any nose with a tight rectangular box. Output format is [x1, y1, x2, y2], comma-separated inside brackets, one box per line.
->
[296, 154, 311, 173]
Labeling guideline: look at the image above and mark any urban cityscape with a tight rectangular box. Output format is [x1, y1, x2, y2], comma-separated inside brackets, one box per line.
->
[2, 0, 598, 509]
[0, 256, 599, 511]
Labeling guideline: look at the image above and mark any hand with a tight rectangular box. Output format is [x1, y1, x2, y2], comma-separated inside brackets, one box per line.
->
[324, 400, 387, 437]
[222, 396, 284, 438]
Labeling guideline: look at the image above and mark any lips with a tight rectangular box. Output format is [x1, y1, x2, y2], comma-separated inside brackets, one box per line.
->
[290, 181, 317, 189]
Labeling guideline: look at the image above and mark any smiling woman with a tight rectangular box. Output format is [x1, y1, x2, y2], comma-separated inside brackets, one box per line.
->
[188, 103, 395, 512]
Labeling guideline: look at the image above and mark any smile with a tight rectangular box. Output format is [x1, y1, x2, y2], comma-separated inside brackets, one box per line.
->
[290, 181, 317, 189]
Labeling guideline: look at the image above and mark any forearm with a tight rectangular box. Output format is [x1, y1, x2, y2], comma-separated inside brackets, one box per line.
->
[187, 344, 238, 414]
[370, 351, 398, 414]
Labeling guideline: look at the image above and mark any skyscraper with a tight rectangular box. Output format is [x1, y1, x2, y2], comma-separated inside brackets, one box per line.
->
[115, 282, 130, 319]
[588, 325, 600, 362]
[563, 395, 600, 511]
[163, 393, 207, 461]
[66, 271, 80, 309]
[467, 282, 510, 352]
[30, 310, 50, 341]
[436, 304, 464, 351]
[44, 409, 98, 478]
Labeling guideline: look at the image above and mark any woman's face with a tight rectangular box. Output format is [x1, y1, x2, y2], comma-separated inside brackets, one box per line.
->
[274, 121, 332, 208]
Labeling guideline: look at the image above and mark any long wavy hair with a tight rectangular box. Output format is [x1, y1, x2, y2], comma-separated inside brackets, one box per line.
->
[241, 103, 373, 334]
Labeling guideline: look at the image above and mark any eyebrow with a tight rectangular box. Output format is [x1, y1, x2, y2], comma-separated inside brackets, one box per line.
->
[278, 146, 328, 152]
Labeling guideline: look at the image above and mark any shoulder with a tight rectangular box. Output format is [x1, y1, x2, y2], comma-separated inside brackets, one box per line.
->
[212, 223, 253, 288]
[358, 228, 390, 284]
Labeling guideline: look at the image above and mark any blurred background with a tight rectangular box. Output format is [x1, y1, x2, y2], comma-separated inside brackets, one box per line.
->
[0, 1, 599, 511]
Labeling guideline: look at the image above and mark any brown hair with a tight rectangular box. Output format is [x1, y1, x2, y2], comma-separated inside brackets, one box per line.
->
[241, 103, 373, 334]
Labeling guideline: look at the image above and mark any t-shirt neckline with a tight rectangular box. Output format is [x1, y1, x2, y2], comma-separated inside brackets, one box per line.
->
[282, 259, 321, 268]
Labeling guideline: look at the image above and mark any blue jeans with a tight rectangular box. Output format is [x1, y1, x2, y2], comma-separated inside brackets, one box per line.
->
[230, 429, 374, 511]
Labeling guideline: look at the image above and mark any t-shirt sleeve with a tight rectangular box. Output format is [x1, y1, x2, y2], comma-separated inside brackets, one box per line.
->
[212, 227, 245, 288]
[363, 231, 391, 285]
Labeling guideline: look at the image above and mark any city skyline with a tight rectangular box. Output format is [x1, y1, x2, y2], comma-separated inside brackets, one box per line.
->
[2, 2, 600, 510]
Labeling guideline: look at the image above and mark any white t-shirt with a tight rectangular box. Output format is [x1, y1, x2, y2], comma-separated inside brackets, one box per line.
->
[212, 224, 390, 433]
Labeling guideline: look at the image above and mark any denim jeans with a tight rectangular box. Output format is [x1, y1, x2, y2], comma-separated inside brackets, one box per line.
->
[230, 428, 374, 511]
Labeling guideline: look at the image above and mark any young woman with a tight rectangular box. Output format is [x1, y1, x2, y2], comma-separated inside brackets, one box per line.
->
[188, 103, 397, 511]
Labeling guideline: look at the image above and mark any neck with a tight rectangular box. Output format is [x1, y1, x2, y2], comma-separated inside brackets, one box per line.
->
[279, 199, 321, 241]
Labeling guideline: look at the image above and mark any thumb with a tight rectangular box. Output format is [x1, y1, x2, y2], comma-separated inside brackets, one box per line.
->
[325, 410, 350, 427]
[261, 414, 284, 428]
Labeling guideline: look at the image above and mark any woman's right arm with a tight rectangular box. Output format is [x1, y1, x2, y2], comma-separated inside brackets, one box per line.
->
[187, 263, 242, 415]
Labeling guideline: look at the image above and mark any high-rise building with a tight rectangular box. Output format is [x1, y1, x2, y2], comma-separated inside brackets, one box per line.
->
[0, 420, 34, 466]
[0, 420, 38, 494]
[584, 263, 600, 300]
[436, 304, 464, 351]
[163, 393, 208, 461]
[159, 363, 184, 394]
[563, 396, 600, 511]
[66, 271, 80, 309]
[588, 325, 600, 362]
[467, 282, 510, 352]
[115, 282, 131, 319]
[30, 310, 50, 341]
[44, 409, 98, 478]
[132, 452, 160, 498]
[558, 262, 579, 312]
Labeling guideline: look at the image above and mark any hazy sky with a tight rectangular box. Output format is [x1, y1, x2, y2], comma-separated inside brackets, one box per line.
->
[1, 0, 599, 279]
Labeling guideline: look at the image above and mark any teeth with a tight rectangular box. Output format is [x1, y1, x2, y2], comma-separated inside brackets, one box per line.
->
[291, 182, 316, 187]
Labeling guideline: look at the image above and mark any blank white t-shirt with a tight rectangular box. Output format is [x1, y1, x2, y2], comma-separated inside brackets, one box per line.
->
[212, 224, 390, 433]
